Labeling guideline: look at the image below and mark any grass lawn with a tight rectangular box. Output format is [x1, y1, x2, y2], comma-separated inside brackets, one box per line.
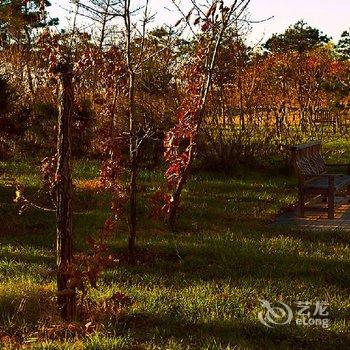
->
[0, 159, 349, 349]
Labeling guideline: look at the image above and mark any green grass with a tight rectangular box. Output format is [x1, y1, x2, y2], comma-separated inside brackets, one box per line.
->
[0, 158, 349, 349]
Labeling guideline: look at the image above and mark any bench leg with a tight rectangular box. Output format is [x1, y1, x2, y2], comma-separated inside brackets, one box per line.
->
[328, 187, 335, 219]
[299, 189, 305, 218]
[328, 197, 335, 219]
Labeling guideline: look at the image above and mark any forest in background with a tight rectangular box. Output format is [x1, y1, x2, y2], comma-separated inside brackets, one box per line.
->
[1, 1, 350, 168]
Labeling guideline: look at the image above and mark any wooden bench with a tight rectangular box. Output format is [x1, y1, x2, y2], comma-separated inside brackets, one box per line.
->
[291, 141, 350, 219]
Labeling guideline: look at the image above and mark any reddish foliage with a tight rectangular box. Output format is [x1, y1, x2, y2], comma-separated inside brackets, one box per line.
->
[151, 43, 206, 219]
[150, 191, 172, 218]
[65, 218, 119, 293]
[306, 56, 319, 70]
[110, 292, 132, 306]
[41, 156, 57, 194]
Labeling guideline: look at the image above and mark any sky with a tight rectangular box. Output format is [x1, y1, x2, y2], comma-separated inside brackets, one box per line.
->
[48, 0, 350, 44]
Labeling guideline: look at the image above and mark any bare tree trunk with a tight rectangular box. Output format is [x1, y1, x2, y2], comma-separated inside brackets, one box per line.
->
[239, 76, 245, 130]
[24, 28, 34, 96]
[55, 58, 76, 320]
[128, 71, 137, 262]
[167, 149, 194, 231]
[167, 3, 237, 230]
[124, 0, 137, 262]
[99, 0, 111, 49]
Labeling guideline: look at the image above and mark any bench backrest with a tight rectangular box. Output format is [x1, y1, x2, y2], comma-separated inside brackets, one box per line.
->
[290, 141, 326, 180]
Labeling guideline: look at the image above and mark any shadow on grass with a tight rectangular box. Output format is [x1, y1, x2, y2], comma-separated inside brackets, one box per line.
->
[268, 227, 350, 245]
[0, 284, 56, 336]
[120, 312, 350, 349]
[103, 233, 350, 293]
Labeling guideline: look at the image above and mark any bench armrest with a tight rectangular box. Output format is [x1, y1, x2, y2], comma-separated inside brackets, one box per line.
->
[305, 174, 337, 178]
[326, 164, 350, 174]
[304, 174, 335, 187]
[326, 163, 350, 167]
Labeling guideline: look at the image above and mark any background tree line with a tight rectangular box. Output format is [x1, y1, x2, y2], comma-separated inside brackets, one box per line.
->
[1, 3, 349, 168]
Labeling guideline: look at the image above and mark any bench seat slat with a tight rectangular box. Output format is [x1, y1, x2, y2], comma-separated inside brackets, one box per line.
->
[305, 175, 350, 190]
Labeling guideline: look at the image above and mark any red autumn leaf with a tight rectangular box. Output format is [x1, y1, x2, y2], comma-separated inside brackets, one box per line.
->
[110, 292, 132, 305]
